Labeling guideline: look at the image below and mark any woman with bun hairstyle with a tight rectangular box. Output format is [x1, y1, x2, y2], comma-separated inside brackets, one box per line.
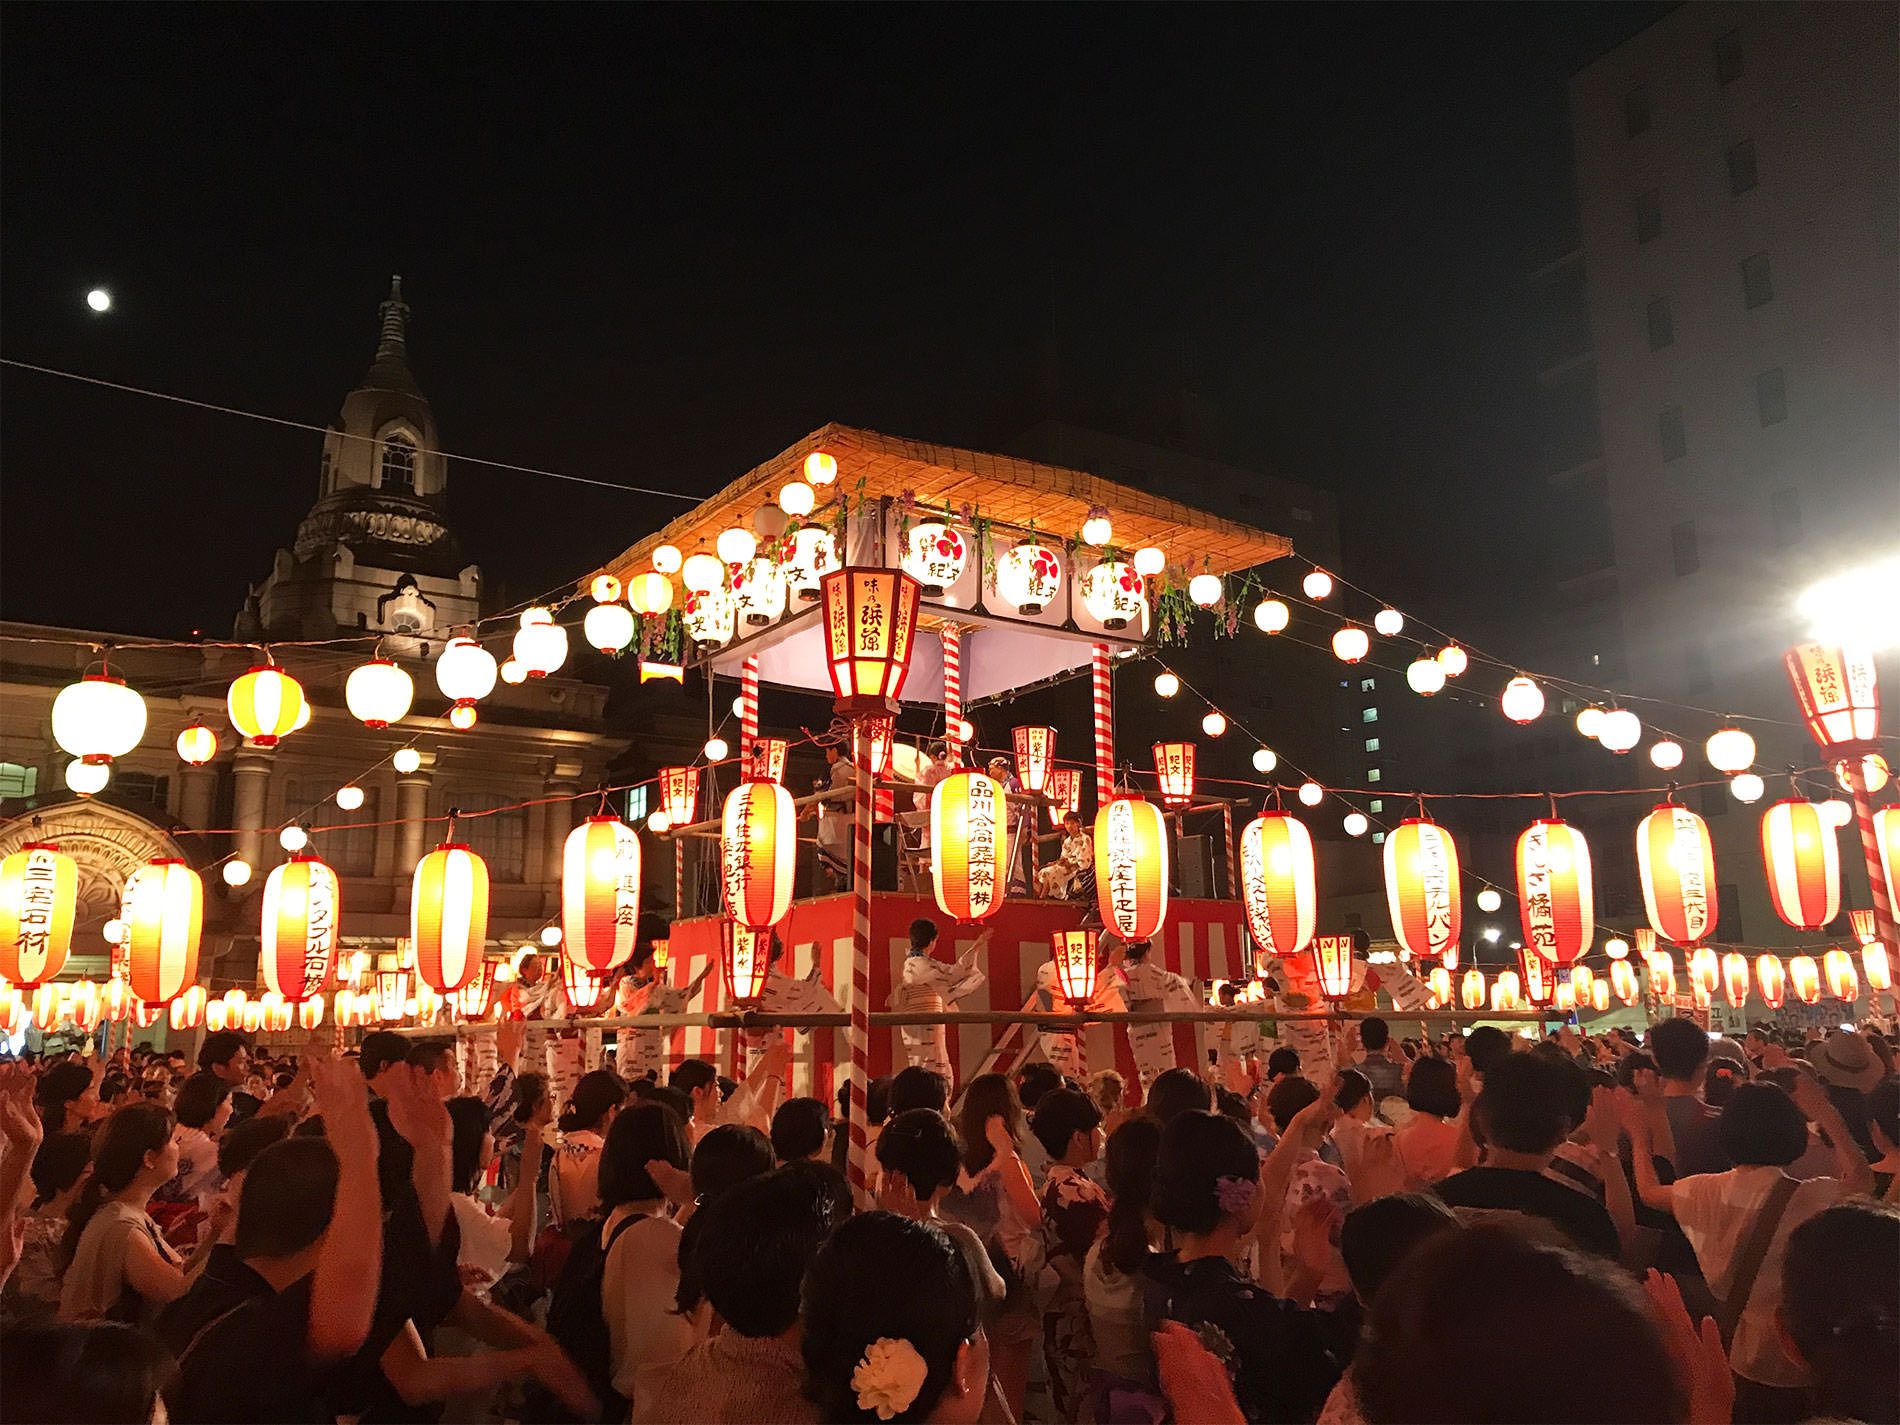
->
[550, 1069, 628, 1226]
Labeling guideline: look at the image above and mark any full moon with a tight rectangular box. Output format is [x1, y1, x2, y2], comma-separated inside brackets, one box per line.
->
[86, 288, 112, 312]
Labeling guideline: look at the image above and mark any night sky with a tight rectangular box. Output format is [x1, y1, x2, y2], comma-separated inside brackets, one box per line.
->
[2, 3, 1670, 642]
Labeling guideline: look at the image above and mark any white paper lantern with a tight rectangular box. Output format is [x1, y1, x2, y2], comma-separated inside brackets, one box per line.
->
[1373, 608, 1403, 636]
[1649, 740, 1684, 770]
[1298, 781, 1324, 806]
[1302, 570, 1334, 599]
[779, 481, 815, 517]
[1706, 727, 1756, 773]
[65, 761, 109, 795]
[1407, 659, 1446, 695]
[1252, 747, 1278, 773]
[1254, 600, 1290, 633]
[1154, 672, 1180, 698]
[436, 636, 498, 705]
[1188, 574, 1223, 608]
[513, 609, 568, 678]
[392, 748, 422, 775]
[336, 785, 365, 811]
[682, 552, 725, 595]
[279, 826, 309, 852]
[996, 541, 1062, 614]
[733, 558, 788, 626]
[1201, 711, 1227, 737]
[1730, 772, 1765, 803]
[781, 524, 840, 603]
[1081, 562, 1145, 630]
[716, 527, 757, 566]
[583, 602, 636, 653]
[1343, 812, 1369, 836]
[1133, 546, 1166, 577]
[346, 659, 414, 728]
[652, 544, 683, 574]
[1501, 676, 1544, 723]
[1476, 887, 1502, 913]
[1437, 644, 1468, 677]
[1332, 627, 1370, 663]
[52, 676, 147, 765]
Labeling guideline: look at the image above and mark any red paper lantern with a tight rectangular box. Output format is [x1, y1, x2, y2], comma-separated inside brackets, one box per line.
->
[1312, 934, 1355, 1001]
[1045, 769, 1082, 829]
[169, 985, 207, 1031]
[1519, 946, 1556, 1006]
[1152, 742, 1195, 807]
[1876, 809, 1899, 910]
[1051, 928, 1098, 1005]
[1384, 819, 1462, 963]
[1824, 947, 1858, 1002]
[930, 772, 1007, 923]
[1515, 819, 1594, 966]
[1756, 954, 1786, 1009]
[1570, 964, 1595, 1004]
[411, 844, 491, 993]
[659, 767, 700, 827]
[1863, 943, 1892, 992]
[721, 782, 795, 929]
[1760, 800, 1839, 930]
[1238, 814, 1316, 967]
[101, 976, 133, 1024]
[1647, 952, 1676, 1001]
[68, 978, 101, 1033]
[1722, 952, 1751, 1009]
[1783, 644, 1880, 751]
[298, 996, 325, 1031]
[1492, 970, 1521, 1011]
[260, 854, 339, 1002]
[0, 842, 77, 986]
[1462, 968, 1487, 1009]
[1610, 959, 1641, 1005]
[1426, 966, 1452, 1007]
[561, 960, 609, 1012]
[1789, 954, 1821, 1005]
[745, 738, 788, 785]
[376, 969, 409, 1022]
[722, 919, 772, 1002]
[561, 816, 641, 973]
[821, 567, 921, 715]
[123, 859, 203, 1004]
[1012, 727, 1056, 796]
[1689, 946, 1719, 996]
[1636, 804, 1717, 945]
[1094, 799, 1170, 942]
[454, 961, 500, 1018]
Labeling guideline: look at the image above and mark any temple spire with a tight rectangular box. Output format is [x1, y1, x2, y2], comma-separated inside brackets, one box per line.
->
[361, 275, 420, 395]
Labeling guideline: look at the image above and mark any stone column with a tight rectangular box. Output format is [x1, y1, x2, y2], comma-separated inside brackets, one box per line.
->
[397, 762, 433, 874]
[232, 747, 274, 872]
[178, 764, 217, 832]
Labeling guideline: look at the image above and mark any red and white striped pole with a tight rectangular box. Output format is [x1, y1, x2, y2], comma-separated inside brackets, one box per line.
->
[942, 627, 963, 764]
[1091, 642, 1114, 808]
[1222, 803, 1239, 899]
[740, 656, 760, 763]
[674, 839, 685, 920]
[847, 719, 877, 1207]
[1846, 766, 1897, 1014]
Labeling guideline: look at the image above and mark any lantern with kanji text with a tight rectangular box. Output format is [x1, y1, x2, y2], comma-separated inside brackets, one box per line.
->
[260, 855, 338, 1003]
[1012, 728, 1057, 796]
[1239, 814, 1316, 969]
[1081, 562, 1145, 630]
[821, 568, 921, 716]
[1384, 819, 1462, 964]
[1515, 819, 1594, 966]
[454, 961, 500, 1018]
[660, 767, 700, 827]
[1094, 799, 1169, 942]
[1636, 804, 1717, 946]
[1824, 948, 1858, 1003]
[721, 782, 796, 930]
[562, 816, 641, 973]
[411, 843, 491, 994]
[1045, 770, 1081, 829]
[900, 521, 969, 596]
[1756, 954, 1786, 1009]
[930, 772, 1007, 923]
[1761, 800, 1840, 931]
[1312, 935, 1355, 1001]
[722, 919, 772, 1003]
[0, 842, 76, 986]
[746, 738, 788, 785]
[1051, 929, 1098, 1005]
[995, 541, 1062, 614]
[1784, 644, 1880, 751]
[122, 859, 202, 1004]
[1519, 946, 1556, 1006]
[1152, 743, 1195, 807]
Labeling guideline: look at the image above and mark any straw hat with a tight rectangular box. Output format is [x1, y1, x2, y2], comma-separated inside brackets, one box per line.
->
[1810, 1029, 1885, 1093]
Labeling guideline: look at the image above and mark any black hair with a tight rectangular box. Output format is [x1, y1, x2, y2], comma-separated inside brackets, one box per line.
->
[888, 1065, 949, 1116]
[1473, 1053, 1576, 1154]
[1334, 1067, 1374, 1114]
[670, 1058, 718, 1097]
[1103, 1115, 1162, 1277]
[236, 1137, 338, 1260]
[801, 1212, 978, 1423]
[956, 1072, 1024, 1175]
[0, 1321, 176, 1424]
[1868, 1075, 1899, 1146]
[511, 1071, 551, 1124]
[1703, 1057, 1743, 1107]
[62, 1102, 173, 1268]
[34, 1060, 92, 1126]
[405, 1037, 457, 1075]
[1647, 1018, 1710, 1081]
[1462, 1025, 1513, 1075]
[598, 1100, 689, 1207]
[1613, 1048, 1658, 1092]
[770, 1096, 832, 1162]
[1355, 1225, 1682, 1425]
[172, 1070, 233, 1130]
[1016, 1061, 1063, 1111]
[1339, 1191, 1459, 1302]
[1778, 1200, 1900, 1424]
[698, 1162, 852, 1337]
[29, 1133, 91, 1207]
[557, 1068, 628, 1135]
[908, 918, 938, 950]
[1150, 1111, 1260, 1236]
[196, 1029, 250, 1073]
[1030, 1086, 1102, 1161]
[217, 1112, 290, 1179]
[446, 1095, 491, 1193]
[1265, 1073, 1321, 1132]
[1146, 1067, 1214, 1125]
[675, 1123, 776, 1316]
[1405, 1056, 1462, 1119]
[876, 1109, 962, 1199]
[1359, 1016, 1391, 1051]
[1265, 1046, 1301, 1080]
[1214, 1087, 1251, 1128]
[1716, 1082, 1809, 1166]
[357, 1030, 411, 1082]
[1528, 1043, 1591, 1129]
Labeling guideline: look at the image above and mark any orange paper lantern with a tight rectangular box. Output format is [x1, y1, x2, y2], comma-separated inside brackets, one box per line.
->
[1688, 946, 1719, 996]
[411, 844, 491, 993]
[0, 842, 77, 986]
[1722, 952, 1750, 1009]
[68, 978, 101, 1033]
[260, 854, 339, 1002]
[1384, 819, 1462, 963]
[721, 782, 796, 929]
[454, 961, 500, 1019]
[1760, 800, 1840, 930]
[1824, 947, 1858, 1002]
[122, 859, 203, 1004]
[1570, 964, 1595, 1003]
[561, 959, 609, 1011]
[1012, 727, 1057, 796]
[1636, 804, 1717, 945]
[722, 919, 772, 1002]
[930, 772, 1008, 923]
[1051, 928, 1099, 1005]
[1647, 952, 1676, 1001]
[102, 976, 133, 1024]
[1152, 742, 1196, 807]
[1461, 968, 1486, 1009]
[1312, 934, 1355, 1001]
[1610, 959, 1641, 1005]
[298, 996, 325, 1031]
[1789, 954, 1821, 1005]
[1426, 966, 1452, 1007]
[1863, 943, 1892, 992]
[1519, 946, 1556, 1006]
[226, 665, 305, 746]
[1492, 969, 1522, 1011]
[1756, 954, 1786, 1009]
[1515, 819, 1594, 966]
[169, 984, 206, 1031]
[659, 766, 700, 827]
[561, 816, 641, 973]
[1094, 798, 1170, 942]
[1876, 808, 1900, 910]
[1239, 814, 1317, 968]
[821, 567, 921, 714]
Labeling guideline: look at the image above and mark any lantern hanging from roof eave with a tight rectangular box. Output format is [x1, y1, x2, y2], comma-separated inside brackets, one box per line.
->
[411, 844, 490, 994]
[660, 766, 700, 827]
[1514, 819, 1594, 966]
[722, 919, 772, 1003]
[1756, 954, 1786, 1009]
[52, 675, 148, 765]
[721, 782, 795, 930]
[781, 524, 840, 603]
[627, 570, 675, 617]
[900, 520, 969, 596]
[561, 958, 609, 1011]
[1384, 818, 1463, 963]
[0, 842, 77, 986]
[1094, 798, 1169, 942]
[1051, 928, 1099, 1005]
[1045, 769, 1082, 829]
[821, 567, 921, 715]
[1239, 813, 1317, 971]
[227, 665, 306, 746]
[260, 854, 339, 1002]
[1722, 952, 1751, 1009]
[1636, 803, 1717, 946]
[122, 859, 203, 1004]
[733, 557, 788, 627]
[930, 772, 1008, 923]
[561, 816, 641, 973]
[1783, 643, 1880, 751]
[1760, 799, 1840, 930]
[1012, 727, 1057, 796]
[1610, 958, 1641, 1006]
[995, 540, 1063, 614]
[1152, 742, 1195, 807]
[746, 738, 789, 785]
[682, 585, 737, 648]
[1081, 561, 1146, 631]
[1824, 947, 1858, 1003]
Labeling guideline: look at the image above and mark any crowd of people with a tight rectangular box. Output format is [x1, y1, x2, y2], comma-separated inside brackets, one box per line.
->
[0, 971, 1896, 1425]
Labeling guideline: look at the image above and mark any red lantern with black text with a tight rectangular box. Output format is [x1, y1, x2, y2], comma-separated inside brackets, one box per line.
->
[931, 772, 1007, 923]
[411, 844, 491, 994]
[0, 842, 77, 986]
[1756, 954, 1786, 1009]
[561, 817, 641, 973]
[1051, 928, 1098, 1005]
[1519, 946, 1556, 1006]
[1313, 935, 1355, 1001]
[1153, 742, 1195, 807]
[1760, 800, 1839, 930]
[123, 859, 203, 1004]
[821, 567, 920, 715]
[1384, 819, 1462, 963]
[1824, 948, 1858, 1002]
[261, 854, 338, 1002]
[1515, 819, 1594, 966]
[1012, 728, 1056, 796]
[1784, 644, 1880, 751]
[1045, 769, 1082, 829]
[1722, 952, 1750, 1009]
[722, 919, 771, 1003]
[660, 767, 700, 827]
[1094, 799, 1170, 942]
[1636, 804, 1717, 945]
[721, 782, 795, 929]
[1239, 814, 1316, 968]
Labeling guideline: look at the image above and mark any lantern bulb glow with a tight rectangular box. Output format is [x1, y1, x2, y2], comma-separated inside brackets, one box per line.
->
[583, 602, 636, 653]
[1154, 672, 1180, 698]
[647, 812, 671, 834]
[1406, 658, 1446, 695]
[1254, 599, 1290, 633]
[1818, 798, 1852, 829]
[1201, 711, 1227, 737]
[1132, 546, 1166, 576]
[1706, 727, 1756, 773]
[590, 574, 621, 603]
[392, 748, 422, 774]
[1298, 781, 1324, 807]
[704, 737, 729, 761]
[222, 859, 252, 887]
[1252, 747, 1278, 773]
[1437, 644, 1468, 676]
[499, 659, 527, 684]
[1373, 608, 1403, 636]
[1476, 888, 1502, 913]
[778, 481, 815, 516]
[449, 704, 477, 730]
[87, 287, 112, 311]
[1606, 936, 1629, 959]
[175, 723, 218, 765]
[279, 825, 309, 852]
[1501, 675, 1544, 723]
[336, 785, 365, 811]
[1598, 709, 1642, 753]
[682, 552, 724, 594]
[1332, 627, 1370, 663]
[540, 925, 562, 947]
[1081, 515, 1113, 546]
[652, 544, 683, 574]
[804, 451, 838, 486]
[65, 761, 109, 795]
[716, 526, 757, 565]
[1576, 707, 1605, 739]
[1730, 772, 1765, 803]
[1649, 739, 1684, 770]
[1188, 573, 1223, 608]
[101, 917, 125, 945]
[1343, 812, 1369, 836]
[1302, 570, 1334, 600]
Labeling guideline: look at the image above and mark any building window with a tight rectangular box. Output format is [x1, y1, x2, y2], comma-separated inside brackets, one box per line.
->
[1634, 189, 1662, 244]
[1671, 521, 1700, 577]
[1646, 297, 1674, 350]
[622, 785, 648, 824]
[1685, 641, 1714, 695]
[1359, 678, 1376, 693]
[1366, 768, 1382, 784]
[380, 434, 417, 494]
[1742, 252, 1774, 309]
[1714, 28, 1743, 86]
[1727, 139, 1758, 195]
[1623, 87, 1650, 137]
[1361, 707, 1379, 724]
[0, 763, 36, 799]
[1659, 405, 1687, 462]
[1755, 367, 1787, 426]
[450, 792, 528, 883]
[1364, 738, 1381, 753]
[115, 772, 170, 813]
[1770, 488, 1803, 547]
[1371, 831, 1385, 845]
[284, 780, 379, 876]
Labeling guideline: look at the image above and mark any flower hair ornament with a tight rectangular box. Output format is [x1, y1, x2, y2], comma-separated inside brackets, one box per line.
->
[1215, 1174, 1257, 1216]
[853, 1337, 931, 1420]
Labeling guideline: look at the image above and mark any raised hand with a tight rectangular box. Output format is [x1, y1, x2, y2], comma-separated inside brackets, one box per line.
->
[310, 1053, 380, 1169]
[382, 1063, 451, 1153]
[984, 1113, 1016, 1159]
[0, 1064, 43, 1155]
[1644, 1269, 1733, 1425]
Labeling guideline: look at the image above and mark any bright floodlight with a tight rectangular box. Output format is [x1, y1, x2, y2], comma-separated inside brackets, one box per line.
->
[87, 288, 112, 312]
[1797, 554, 1900, 649]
